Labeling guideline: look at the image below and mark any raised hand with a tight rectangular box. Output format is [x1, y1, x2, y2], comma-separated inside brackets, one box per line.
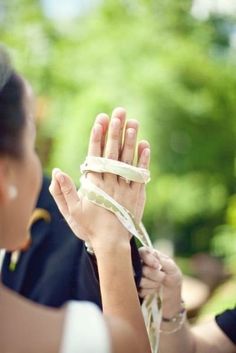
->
[49, 107, 150, 250]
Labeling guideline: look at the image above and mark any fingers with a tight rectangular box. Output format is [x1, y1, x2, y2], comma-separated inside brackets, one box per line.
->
[139, 247, 178, 275]
[139, 247, 160, 269]
[110, 107, 126, 153]
[139, 275, 163, 290]
[139, 287, 159, 298]
[104, 117, 121, 160]
[142, 264, 165, 283]
[139, 247, 165, 298]
[131, 141, 150, 195]
[139, 247, 183, 297]
[154, 250, 181, 276]
[103, 108, 126, 184]
[50, 168, 80, 219]
[49, 169, 69, 218]
[120, 119, 139, 165]
[87, 115, 107, 183]
[95, 113, 109, 155]
[137, 140, 150, 169]
[88, 119, 104, 157]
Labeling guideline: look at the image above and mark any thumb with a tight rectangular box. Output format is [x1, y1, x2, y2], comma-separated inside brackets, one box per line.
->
[53, 168, 80, 215]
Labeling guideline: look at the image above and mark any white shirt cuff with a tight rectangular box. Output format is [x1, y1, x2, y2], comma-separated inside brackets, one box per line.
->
[59, 301, 111, 353]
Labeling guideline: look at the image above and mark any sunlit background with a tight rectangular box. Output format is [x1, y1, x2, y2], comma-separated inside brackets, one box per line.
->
[1, 0, 235, 320]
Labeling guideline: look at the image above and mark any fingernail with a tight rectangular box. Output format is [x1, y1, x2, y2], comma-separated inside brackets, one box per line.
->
[96, 113, 108, 124]
[52, 167, 61, 174]
[93, 124, 102, 139]
[52, 168, 65, 184]
[53, 170, 64, 184]
[59, 174, 65, 183]
[127, 128, 135, 139]
[143, 148, 150, 158]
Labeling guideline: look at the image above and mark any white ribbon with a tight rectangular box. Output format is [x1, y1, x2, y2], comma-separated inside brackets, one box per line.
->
[81, 156, 151, 184]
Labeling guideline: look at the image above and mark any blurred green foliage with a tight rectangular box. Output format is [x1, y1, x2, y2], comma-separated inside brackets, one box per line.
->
[0, 0, 235, 256]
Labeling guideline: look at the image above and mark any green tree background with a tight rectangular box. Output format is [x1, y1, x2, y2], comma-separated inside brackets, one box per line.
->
[1, 0, 235, 271]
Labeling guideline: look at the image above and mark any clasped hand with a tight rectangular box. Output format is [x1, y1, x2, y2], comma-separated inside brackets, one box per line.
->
[49, 107, 150, 250]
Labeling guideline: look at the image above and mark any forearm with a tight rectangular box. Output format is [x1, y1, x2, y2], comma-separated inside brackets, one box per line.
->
[159, 321, 195, 353]
[164, 321, 235, 353]
[158, 291, 195, 353]
[93, 238, 151, 353]
[159, 307, 231, 353]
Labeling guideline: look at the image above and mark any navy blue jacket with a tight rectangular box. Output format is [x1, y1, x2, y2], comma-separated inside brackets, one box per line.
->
[215, 308, 236, 344]
[2, 176, 142, 309]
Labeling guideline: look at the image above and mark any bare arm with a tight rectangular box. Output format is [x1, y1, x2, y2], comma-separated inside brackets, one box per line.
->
[139, 248, 236, 353]
[0, 284, 64, 353]
[192, 321, 236, 353]
[106, 315, 142, 353]
[95, 241, 149, 353]
[159, 319, 236, 353]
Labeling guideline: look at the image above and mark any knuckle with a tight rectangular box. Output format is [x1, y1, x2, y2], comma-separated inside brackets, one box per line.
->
[111, 133, 119, 141]
[62, 185, 72, 195]
[139, 247, 146, 259]
[143, 265, 151, 277]
[124, 139, 134, 149]
[154, 281, 161, 289]
[106, 152, 117, 160]
[159, 272, 166, 282]
[139, 278, 145, 288]
[141, 253, 150, 265]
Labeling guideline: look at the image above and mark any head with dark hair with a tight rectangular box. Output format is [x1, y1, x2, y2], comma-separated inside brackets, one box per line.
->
[0, 65, 27, 158]
[0, 45, 42, 250]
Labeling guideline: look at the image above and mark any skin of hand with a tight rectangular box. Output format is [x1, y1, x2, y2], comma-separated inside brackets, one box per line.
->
[139, 247, 183, 318]
[139, 252, 236, 353]
[49, 107, 150, 251]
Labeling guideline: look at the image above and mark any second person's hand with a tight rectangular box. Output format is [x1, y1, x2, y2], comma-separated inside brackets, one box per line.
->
[139, 247, 183, 318]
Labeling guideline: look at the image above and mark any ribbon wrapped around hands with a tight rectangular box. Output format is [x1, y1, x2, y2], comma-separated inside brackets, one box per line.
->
[79, 156, 162, 353]
[81, 156, 151, 184]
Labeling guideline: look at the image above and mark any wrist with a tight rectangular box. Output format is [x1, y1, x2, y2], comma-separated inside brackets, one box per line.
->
[160, 301, 186, 335]
[87, 221, 130, 254]
[162, 287, 182, 319]
[92, 236, 131, 257]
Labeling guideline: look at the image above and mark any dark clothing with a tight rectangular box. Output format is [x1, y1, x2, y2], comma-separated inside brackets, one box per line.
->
[215, 308, 236, 344]
[1, 176, 142, 309]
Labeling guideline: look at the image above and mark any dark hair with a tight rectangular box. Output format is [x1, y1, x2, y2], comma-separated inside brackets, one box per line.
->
[0, 47, 26, 159]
